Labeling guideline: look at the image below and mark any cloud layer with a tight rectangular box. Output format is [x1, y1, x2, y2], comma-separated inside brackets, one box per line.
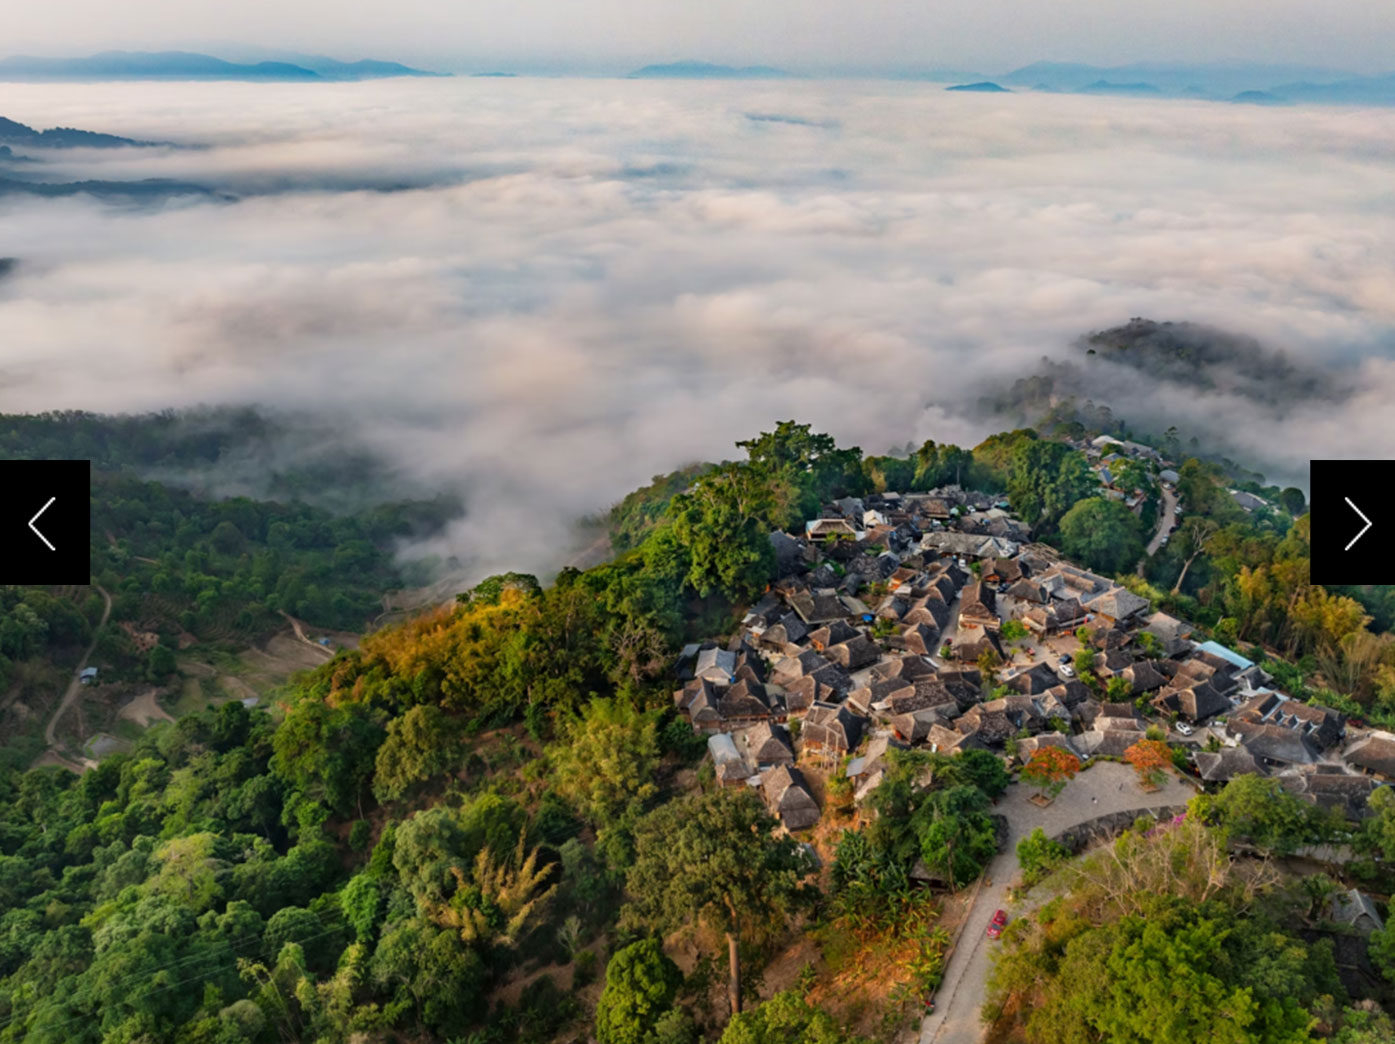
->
[3, 79, 1394, 579]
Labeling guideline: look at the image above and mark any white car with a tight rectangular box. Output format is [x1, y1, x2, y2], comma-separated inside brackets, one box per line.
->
[1058, 662, 1075, 679]
[1175, 721, 1195, 736]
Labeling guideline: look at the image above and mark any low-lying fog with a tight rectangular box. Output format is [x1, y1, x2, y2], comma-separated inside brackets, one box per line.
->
[2, 79, 1394, 578]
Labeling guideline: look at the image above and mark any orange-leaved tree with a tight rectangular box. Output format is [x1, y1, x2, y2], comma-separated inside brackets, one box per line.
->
[1124, 739, 1173, 788]
[1021, 746, 1081, 800]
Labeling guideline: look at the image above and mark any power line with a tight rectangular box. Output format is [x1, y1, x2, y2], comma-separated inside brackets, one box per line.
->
[0, 907, 352, 1035]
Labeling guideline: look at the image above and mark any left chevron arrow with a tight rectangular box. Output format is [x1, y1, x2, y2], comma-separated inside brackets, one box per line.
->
[29, 496, 56, 551]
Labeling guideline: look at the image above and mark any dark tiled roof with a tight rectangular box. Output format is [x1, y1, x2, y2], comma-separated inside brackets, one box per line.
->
[1153, 680, 1229, 723]
[803, 701, 867, 752]
[1231, 720, 1320, 765]
[782, 674, 833, 714]
[1345, 735, 1395, 779]
[763, 764, 820, 831]
[1122, 661, 1168, 693]
[718, 679, 773, 720]
[902, 622, 941, 656]
[874, 655, 937, 682]
[826, 634, 881, 671]
[1006, 662, 1060, 695]
[808, 619, 859, 649]
[745, 721, 795, 765]
[1193, 748, 1265, 782]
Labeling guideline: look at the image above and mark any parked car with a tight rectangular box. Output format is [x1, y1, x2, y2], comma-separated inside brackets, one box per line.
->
[1175, 721, 1195, 736]
[1058, 660, 1075, 678]
[987, 909, 1008, 939]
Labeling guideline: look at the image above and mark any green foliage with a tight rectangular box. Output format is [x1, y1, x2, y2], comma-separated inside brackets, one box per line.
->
[1362, 785, 1395, 862]
[271, 697, 383, 815]
[549, 697, 662, 858]
[1332, 1006, 1395, 1044]
[1189, 775, 1313, 854]
[624, 789, 812, 1013]
[999, 618, 1028, 643]
[609, 465, 714, 551]
[987, 822, 1338, 1044]
[372, 703, 463, 802]
[1368, 923, 1395, 984]
[1001, 437, 1095, 534]
[91, 471, 455, 637]
[1015, 828, 1068, 887]
[595, 939, 683, 1044]
[855, 750, 1004, 892]
[667, 466, 777, 602]
[1059, 497, 1145, 576]
[718, 989, 870, 1044]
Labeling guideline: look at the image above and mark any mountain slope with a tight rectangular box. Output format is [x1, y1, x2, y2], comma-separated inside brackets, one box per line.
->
[0, 114, 156, 148]
[0, 50, 445, 82]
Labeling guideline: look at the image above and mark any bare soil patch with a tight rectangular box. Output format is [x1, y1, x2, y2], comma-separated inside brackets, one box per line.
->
[118, 688, 176, 727]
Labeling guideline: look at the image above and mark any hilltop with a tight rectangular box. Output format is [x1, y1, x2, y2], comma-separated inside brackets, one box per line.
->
[0, 114, 157, 148]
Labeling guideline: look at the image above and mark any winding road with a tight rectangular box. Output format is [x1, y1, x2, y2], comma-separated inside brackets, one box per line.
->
[1144, 485, 1179, 560]
[43, 584, 112, 749]
[918, 763, 1195, 1044]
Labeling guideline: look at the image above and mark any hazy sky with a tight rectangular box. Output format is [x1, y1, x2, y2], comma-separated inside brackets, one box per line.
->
[4, 79, 1395, 582]
[6, 0, 1395, 74]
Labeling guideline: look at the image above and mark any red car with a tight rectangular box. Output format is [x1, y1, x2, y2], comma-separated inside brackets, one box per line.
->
[986, 909, 1008, 939]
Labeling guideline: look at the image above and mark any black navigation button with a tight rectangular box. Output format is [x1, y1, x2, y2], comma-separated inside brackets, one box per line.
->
[1310, 460, 1395, 585]
[1, 460, 91, 584]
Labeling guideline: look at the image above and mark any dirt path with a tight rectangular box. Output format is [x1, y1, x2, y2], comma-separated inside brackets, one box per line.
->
[278, 611, 336, 661]
[43, 584, 112, 749]
[919, 763, 1195, 1044]
[32, 749, 98, 774]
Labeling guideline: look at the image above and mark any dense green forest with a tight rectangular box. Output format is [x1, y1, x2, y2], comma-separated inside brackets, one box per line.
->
[1, 412, 1393, 1043]
[988, 807, 1393, 1043]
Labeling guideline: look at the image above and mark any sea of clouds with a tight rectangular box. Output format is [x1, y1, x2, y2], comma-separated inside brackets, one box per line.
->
[2, 78, 1394, 579]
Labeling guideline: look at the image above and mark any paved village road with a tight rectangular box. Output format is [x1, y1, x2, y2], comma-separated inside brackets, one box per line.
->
[1144, 485, 1179, 560]
[918, 763, 1195, 1044]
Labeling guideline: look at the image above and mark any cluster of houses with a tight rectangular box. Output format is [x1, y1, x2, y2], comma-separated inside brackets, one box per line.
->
[674, 486, 1394, 833]
[1080, 434, 1159, 513]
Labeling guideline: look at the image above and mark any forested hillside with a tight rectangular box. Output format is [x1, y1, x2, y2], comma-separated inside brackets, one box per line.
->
[1, 415, 1392, 1043]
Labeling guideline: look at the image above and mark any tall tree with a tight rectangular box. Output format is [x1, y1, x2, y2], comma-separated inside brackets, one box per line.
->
[595, 939, 683, 1044]
[668, 465, 778, 602]
[1171, 517, 1220, 594]
[549, 697, 661, 857]
[1058, 497, 1145, 576]
[623, 789, 812, 1015]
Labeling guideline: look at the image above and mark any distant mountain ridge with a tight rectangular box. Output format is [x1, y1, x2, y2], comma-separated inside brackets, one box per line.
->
[0, 115, 156, 148]
[628, 60, 792, 79]
[0, 50, 446, 82]
[946, 81, 1009, 92]
[629, 56, 1395, 106]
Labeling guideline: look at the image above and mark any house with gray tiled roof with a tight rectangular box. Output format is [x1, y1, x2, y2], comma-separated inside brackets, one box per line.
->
[802, 701, 867, 754]
[762, 765, 821, 831]
[1345, 732, 1395, 781]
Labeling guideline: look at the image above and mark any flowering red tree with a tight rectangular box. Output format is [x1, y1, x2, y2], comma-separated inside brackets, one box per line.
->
[1021, 747, 1081, 800]
[1124, 739, 1173, 788]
